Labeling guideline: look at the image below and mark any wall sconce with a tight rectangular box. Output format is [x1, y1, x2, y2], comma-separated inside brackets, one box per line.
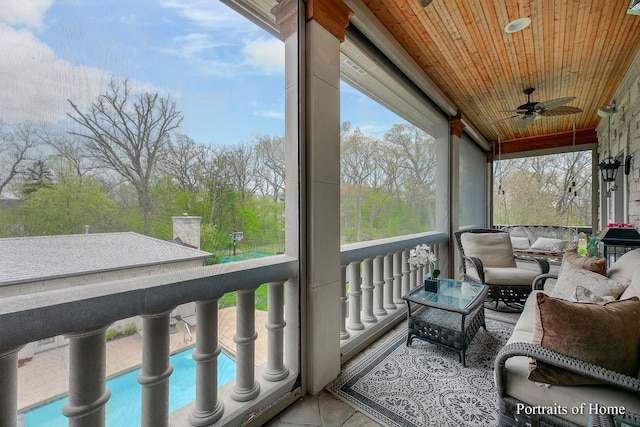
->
[599, 155, 632, 183]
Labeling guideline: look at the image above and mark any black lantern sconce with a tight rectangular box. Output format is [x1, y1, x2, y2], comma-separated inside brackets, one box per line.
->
[599, 155, 632, 183]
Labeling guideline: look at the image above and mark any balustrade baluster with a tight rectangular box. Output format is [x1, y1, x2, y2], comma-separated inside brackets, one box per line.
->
[231, 289, 260, 402]
[0, 347, 21, 427]
[138, 311, 174, 427]
[401, 249, 411, 295]
[409, 255, 418, 292]
[361, 258, 376, 323]
[347, 260, 364, 331]
[339, 265, 350, 340]
[373, 255, 386, 317]
[189, 299, 224, 426]
[383, 253, 396, 311]
[263, 281, 288, 381]
[393, 251, 403, 304]
[63, 327, 111, 427]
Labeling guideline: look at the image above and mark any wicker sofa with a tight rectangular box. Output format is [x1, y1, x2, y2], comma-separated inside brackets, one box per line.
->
[494, 249, 640, 427]
[501, 225, 579, 260]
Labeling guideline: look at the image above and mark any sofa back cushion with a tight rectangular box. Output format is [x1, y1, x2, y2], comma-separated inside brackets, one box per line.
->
[460, 232, 516, 268]
[529, 293, 640, 386]
[607, 249, 640, 283]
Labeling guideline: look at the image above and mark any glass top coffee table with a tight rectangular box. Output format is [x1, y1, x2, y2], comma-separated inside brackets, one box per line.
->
[402, 278, 488, 367]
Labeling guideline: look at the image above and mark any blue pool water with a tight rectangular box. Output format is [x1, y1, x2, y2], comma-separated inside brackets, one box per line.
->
[23, 348, 236, 426]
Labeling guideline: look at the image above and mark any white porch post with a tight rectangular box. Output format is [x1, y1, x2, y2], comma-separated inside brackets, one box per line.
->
[63, 327, 111, 427]
[303, 0, 353, 394]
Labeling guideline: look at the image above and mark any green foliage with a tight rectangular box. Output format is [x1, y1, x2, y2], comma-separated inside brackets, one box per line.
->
[106, 329, 118, 341]
[122, 322, 137, 335]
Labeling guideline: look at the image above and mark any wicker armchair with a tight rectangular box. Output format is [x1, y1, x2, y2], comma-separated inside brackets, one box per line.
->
[454, 228, 550, 311]
[495, 342, 640, 427]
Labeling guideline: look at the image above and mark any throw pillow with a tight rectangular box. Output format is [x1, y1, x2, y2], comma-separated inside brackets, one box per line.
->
[510, 236, 531, 249]
[529, 293, 640, 386]
[562, 248, 607, 276]
[550, 261, 628, 301]
[529, 237, 568, 252]
[572, 285, 614, 303]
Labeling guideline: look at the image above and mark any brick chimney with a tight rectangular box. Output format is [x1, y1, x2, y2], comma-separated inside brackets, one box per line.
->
[172, 214, 202, 249]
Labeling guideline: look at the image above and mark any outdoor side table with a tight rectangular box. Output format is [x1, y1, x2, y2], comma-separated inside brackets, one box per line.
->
[402, 278, 488, 367]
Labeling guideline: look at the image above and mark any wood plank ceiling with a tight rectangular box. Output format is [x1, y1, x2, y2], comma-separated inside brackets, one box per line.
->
[359, 0, 640, 154]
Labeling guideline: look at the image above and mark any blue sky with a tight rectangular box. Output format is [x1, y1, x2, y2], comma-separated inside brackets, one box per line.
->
[1, 0, 399, 145]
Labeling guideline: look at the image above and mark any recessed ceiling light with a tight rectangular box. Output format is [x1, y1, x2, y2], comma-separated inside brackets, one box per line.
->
[504, 17, 531, 33]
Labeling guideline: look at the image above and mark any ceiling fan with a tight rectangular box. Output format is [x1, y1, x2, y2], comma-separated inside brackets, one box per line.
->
[499, 88, 583, 128]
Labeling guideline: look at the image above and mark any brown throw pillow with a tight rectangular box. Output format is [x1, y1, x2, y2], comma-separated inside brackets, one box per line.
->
[562, 248, 607, 276]
[528, 293, 640, 386]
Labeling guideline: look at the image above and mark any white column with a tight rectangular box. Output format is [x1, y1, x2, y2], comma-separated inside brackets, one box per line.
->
[138, 311, 174, 427]
[383, 253, 396, 311]
[0, 347, 21, 427]
[346, 260, 364, 331]
[231, 289, 260, 401]
[361, 258, 376, 323]
[373, 255, 386, 317]
[63, 327, 111, 427]
[189, 299, 224, 426]
[263, 281, 288, 382]
[339, 265, 350, 339]
[409, 257, 418, 291]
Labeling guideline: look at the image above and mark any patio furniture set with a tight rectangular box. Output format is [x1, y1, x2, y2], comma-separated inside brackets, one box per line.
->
[403, 228, 640, 427]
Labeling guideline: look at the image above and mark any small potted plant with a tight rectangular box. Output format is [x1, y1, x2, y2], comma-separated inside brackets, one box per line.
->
[408, 244, 440, 292]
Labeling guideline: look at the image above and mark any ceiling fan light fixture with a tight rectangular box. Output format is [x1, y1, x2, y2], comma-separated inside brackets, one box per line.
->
[504, 17, 531, 33]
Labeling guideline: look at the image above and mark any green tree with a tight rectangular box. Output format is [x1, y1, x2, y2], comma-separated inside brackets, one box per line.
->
[22, 160, 54, 196]
[22, 177, 121, 235]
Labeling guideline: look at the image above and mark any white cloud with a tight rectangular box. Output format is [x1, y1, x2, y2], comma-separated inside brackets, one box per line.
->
[0, 24, 109, 124]
[242, 37, 284, 74]
[254, 110, 285, 120]
[0, 0, 54, 29]
[163, 33, 218, 59]
[160, 0, 246, 31]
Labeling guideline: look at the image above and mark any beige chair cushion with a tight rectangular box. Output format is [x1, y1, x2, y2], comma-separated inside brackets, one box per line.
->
[460, 232, 516, 268]
[529, 237, 568, 252]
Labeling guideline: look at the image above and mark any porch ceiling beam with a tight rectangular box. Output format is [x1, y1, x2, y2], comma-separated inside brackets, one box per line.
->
[494, 128, 598, 156]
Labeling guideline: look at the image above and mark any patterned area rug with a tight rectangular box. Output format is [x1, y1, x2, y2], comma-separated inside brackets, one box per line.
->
[328, 318, 514, 427]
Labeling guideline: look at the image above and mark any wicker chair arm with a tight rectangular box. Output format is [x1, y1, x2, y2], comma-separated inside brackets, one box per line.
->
[462, 254, 485, 283]
[514, 255, 551, 274]
[532, 273, 558, 290]
[494, 342, 640, 399]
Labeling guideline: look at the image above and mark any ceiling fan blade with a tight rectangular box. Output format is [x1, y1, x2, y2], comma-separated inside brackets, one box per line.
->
[539, 106, 584, 116]
[515, 114, 536, 128]
[491, 114, 520, 125]
[535, 96, 576, 111]
[499, 108, 529, 113]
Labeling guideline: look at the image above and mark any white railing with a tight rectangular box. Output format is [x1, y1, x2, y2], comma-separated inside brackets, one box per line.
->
[0, 231, 450, 426]
[0, 255, 298, 427]
[339, 231, 448, 361]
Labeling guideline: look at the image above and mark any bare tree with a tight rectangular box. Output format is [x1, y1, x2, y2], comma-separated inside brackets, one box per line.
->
[40, 128, 99, 179]
[67, 79, 183, 232]
[254, 135, 285, 202]
[218, 142, 257, 203]
[163, 133, 209, 193]
[0, 121, 41, 196]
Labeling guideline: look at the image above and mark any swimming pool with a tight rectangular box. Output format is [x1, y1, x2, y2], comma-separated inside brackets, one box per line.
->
[23, 348, 236, 426]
